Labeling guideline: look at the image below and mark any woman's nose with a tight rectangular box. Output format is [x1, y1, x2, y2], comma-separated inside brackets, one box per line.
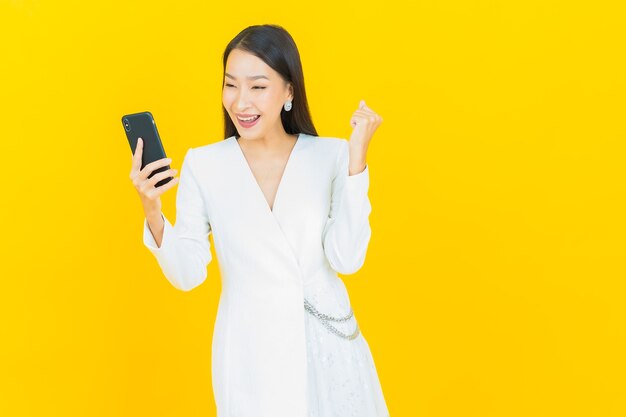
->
[234, 89, 251, 110]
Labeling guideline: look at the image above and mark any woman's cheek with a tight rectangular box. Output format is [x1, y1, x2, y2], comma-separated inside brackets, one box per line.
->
[223, 87, 237, 101]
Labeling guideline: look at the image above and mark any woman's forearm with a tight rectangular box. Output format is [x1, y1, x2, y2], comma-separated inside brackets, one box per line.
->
[145, 210, 165, 248]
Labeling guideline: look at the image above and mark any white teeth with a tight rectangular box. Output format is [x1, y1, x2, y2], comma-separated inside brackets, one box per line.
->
[238, 115, 259, 122]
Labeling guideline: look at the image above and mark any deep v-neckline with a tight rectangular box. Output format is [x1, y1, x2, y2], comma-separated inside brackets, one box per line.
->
[233, 133, 302, 214]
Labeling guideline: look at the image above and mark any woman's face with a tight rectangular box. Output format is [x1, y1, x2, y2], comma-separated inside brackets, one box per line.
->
[222, 48, 293, 140]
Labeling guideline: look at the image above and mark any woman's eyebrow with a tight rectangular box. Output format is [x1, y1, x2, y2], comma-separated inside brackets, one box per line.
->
[225, 73, 270, 81]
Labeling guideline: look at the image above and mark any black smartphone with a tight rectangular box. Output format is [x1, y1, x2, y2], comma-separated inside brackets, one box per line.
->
[122, 111, 172, 187]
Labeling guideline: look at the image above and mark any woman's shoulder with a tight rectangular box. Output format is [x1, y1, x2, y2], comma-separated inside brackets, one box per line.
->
[302, 133, 348, 154]
[305, 133, 346, 144]
[188, 136, 236, 160]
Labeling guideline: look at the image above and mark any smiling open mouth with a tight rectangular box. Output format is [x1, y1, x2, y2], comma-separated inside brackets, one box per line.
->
[238, 115, 260, 122]
[237, 115, 261, 127]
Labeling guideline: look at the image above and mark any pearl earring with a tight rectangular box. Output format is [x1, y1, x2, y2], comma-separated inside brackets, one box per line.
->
[284, 100, 292, 112]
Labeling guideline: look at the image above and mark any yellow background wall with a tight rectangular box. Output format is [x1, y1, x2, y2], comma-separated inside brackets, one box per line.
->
[1, 0, 625, 416]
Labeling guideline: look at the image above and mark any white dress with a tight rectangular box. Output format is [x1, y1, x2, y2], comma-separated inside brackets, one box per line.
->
[142, 133, 390, 417]
[303, 279, 390, 417]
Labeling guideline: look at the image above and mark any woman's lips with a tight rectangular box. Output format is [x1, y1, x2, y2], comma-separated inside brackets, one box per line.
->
[237, 114, 261, 128]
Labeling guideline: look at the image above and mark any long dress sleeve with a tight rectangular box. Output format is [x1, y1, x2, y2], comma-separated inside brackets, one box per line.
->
[322, 140, 372, 275]
[142, 147, 213, 291]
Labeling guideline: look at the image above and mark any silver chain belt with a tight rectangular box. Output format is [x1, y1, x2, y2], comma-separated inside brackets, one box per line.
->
[303, 298, 360, 340]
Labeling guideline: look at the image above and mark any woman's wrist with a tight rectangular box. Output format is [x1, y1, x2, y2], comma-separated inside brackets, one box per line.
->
[348, 144, 367, 175]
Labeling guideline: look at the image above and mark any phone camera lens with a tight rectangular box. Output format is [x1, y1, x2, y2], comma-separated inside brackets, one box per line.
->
[123, 118, 131, 132]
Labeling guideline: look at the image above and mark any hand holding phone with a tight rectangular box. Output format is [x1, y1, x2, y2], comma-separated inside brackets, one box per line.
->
[130, 137, 179, 207]
[123, 111, 174, 188]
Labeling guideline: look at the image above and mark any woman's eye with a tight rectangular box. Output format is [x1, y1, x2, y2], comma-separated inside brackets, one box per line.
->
[224, 84, 265, 89]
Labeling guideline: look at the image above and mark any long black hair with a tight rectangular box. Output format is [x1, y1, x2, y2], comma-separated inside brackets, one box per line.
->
[222, 24, 318, 140]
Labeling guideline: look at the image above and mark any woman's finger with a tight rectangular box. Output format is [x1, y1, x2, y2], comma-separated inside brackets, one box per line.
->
[354, 105, 382, 118]
[149, 176, 180, 199]
[139, 157, 172, 181]
[352, 109, 371, 118]
[130, 137, 144, 177]
[351, 111, 373, 122]
[146, 168, 178, 189]
[133, 138, 143, 163]
[351, 111, 383, 127]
